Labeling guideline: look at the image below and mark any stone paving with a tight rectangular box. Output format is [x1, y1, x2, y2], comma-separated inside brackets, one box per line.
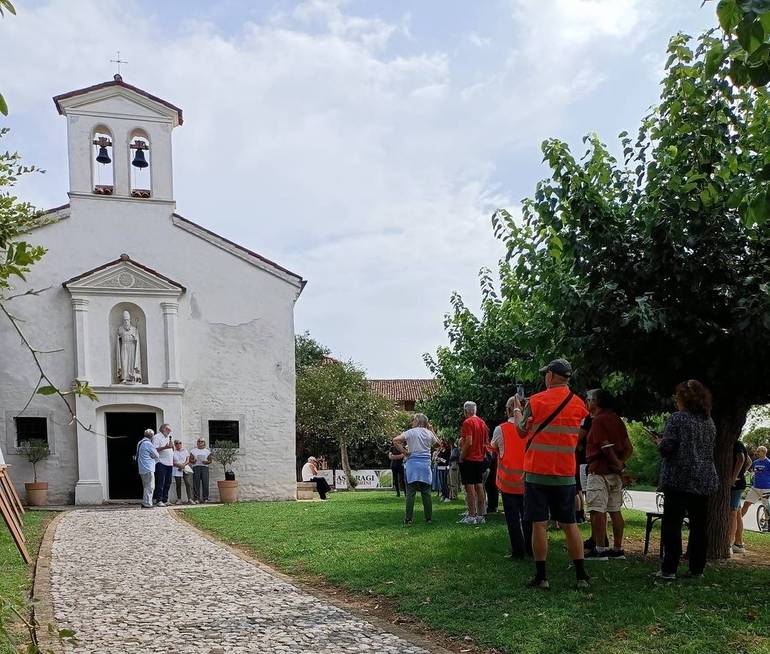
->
[49, 509, 433, 654]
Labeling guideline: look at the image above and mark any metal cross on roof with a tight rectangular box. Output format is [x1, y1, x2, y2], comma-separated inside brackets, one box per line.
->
[110, 51, 127, 76]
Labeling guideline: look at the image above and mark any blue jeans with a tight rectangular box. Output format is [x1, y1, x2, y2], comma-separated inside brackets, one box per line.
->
[153, 464, 173, 503]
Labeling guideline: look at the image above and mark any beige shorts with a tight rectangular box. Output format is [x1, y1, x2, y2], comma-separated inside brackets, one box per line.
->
[585, 473, 623, 513]
[744, 487, 770, 504]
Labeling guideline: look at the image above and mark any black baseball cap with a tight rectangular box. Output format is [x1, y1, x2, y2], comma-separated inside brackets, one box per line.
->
[539, 358, 573, 377]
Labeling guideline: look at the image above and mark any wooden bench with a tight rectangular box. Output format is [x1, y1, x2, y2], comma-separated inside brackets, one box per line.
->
[297, 481, 317, 500]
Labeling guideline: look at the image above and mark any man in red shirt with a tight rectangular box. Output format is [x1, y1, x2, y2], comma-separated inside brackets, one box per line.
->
[584, 389, 633, 561]
[458, 401, 489, 525]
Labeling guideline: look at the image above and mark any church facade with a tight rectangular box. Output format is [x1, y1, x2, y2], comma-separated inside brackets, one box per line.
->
[0, 76, 304, 504]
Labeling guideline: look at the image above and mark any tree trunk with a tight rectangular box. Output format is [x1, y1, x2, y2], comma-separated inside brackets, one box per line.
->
[340, 441, 355, 490]
[708, 402, 748, 559]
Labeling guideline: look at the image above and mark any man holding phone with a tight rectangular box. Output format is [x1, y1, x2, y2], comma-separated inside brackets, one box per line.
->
[512, 358, 589, 589]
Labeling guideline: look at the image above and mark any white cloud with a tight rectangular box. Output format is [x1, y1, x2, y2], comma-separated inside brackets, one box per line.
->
[0, 0, 695, 376]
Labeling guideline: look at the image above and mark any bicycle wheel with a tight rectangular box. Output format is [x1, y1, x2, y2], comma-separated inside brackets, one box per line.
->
[757, 504, 770, 533]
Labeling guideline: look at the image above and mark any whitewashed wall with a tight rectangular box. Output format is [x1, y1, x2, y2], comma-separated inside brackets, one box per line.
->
[0, 87, 301, 504]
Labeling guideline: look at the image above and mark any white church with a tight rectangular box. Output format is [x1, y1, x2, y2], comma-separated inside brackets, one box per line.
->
[0, 75, 305, 504]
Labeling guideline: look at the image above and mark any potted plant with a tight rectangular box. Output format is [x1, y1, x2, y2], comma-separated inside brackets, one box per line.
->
[16, 439, 50, 506]
[210, 440, 240, 503]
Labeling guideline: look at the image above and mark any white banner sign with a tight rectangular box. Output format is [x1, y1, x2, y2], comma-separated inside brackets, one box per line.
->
[331, 469, 393, 490]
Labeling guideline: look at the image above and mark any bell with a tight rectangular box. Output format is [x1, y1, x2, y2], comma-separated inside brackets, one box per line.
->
[131, 149, 148, 169]
[95, 146, 111, 165]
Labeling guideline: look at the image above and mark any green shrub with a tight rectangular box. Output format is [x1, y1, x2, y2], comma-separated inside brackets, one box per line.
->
[624, 416, 667, 488]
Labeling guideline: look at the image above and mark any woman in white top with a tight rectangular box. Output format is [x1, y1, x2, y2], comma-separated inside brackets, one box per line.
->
[190, 439, 211, 503]
[301, 456, 331, 500]
[392, 413, 439, 524]
[171, 440, 193, 504]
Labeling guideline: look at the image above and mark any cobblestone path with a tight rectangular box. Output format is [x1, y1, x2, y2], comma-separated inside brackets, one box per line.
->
[49, 509, 432, 654]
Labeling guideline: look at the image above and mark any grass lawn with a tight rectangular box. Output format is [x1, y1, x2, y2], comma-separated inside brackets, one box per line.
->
[0, 510, 54, 654]
[184, 492, 770, 654]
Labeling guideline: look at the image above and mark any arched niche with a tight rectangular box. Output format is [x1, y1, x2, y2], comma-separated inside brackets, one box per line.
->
[109, 302, 148, 385]
[129, 129, 152, 198]
[92, 126, 114, 195]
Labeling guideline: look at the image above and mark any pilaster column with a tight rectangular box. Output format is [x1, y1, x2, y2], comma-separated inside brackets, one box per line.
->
[71, 297, 90, 382]
[161, 301, 182, 388]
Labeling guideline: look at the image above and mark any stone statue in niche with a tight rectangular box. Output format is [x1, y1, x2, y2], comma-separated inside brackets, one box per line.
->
[116, 310, 142, 384]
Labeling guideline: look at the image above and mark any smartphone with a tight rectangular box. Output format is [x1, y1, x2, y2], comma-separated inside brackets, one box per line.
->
[516, 384, 526, 401]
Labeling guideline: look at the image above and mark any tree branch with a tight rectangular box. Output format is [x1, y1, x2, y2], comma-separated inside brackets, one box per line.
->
[0, 301, 113, 439]
[5, 286, 51, 301]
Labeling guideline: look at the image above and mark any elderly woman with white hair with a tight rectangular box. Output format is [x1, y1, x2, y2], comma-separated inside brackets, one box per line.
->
[301, 456, 331, 500]
[393, 413, 439, 524]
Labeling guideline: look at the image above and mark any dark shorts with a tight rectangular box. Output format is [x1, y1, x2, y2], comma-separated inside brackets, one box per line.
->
[524, 482, 577, 524]
[730, 488, 744, 511]
[460, 461, 483, 485]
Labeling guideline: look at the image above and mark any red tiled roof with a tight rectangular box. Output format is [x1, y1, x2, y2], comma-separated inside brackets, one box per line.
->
[368, 379, 438, 403]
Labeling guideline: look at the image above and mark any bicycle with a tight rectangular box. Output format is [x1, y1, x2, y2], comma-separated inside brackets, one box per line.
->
[757, 491, 770, 533]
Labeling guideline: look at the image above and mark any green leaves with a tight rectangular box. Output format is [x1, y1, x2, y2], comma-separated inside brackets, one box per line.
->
[716, 0, 770, 87]
[718, 0, 742, 31]
[706, 42, 726, 76]
[36, 385, 57, 396]
[0, 93, 7, 117]
[0, 0, 15, 17]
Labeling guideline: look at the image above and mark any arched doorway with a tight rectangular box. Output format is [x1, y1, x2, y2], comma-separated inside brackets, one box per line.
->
[102, 406, 161, 500]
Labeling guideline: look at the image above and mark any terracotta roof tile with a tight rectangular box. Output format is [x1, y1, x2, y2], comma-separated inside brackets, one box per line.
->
[368, 379, 438, 403]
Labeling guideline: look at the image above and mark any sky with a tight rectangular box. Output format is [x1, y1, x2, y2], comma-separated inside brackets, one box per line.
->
[1, 0, 715, 377]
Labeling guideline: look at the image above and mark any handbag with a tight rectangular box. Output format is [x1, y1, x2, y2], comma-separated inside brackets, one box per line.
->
[183, 465, 194, 475]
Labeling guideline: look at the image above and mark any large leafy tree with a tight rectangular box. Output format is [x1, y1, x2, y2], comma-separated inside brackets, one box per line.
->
[433, 31, 770, 557]
[295, 337, 398, 485]
[422, 279, 528, 432]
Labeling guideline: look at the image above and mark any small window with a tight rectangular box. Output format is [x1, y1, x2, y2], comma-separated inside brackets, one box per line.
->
[15, 417, 48, 446]
[208, 420, 239, 446]
[403, 400, 416, 412]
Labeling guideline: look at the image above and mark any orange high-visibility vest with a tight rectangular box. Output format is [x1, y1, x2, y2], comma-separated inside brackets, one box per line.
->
[496, 422, 525, 494]
[523, 387, 587, 478]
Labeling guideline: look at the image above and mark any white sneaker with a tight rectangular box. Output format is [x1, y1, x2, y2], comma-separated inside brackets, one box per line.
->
[475, 516, 486, 525]
[732, 544, 746, 554]
[156, 501, 167, 507]
[458, 516, 477, 525]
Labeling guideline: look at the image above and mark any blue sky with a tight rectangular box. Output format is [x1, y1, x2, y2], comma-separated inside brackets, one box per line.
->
[2, 0, 715, 377]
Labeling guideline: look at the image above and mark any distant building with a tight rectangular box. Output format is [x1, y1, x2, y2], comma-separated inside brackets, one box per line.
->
[368, 379, 437, 412]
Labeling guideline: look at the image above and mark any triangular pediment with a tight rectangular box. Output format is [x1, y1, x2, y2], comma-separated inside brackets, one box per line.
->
[63, 255, 185, 296]
[54, 77, 183, 126]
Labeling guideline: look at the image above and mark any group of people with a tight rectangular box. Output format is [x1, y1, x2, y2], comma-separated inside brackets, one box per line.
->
[135, 424, 213, 508]
[389, 357, 751, 589]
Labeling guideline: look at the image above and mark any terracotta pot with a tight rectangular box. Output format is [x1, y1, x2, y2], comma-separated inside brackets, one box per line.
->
[25, 482, 48, 507]
[217, 479, 238, 503]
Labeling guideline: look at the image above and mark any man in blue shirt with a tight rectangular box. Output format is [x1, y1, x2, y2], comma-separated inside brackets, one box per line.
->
[137, 429, 159, 509]
[741, 446, 770, 522]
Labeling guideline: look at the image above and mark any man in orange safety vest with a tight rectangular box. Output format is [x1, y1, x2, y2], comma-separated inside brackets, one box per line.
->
[491, 396, 532, 559]
[511, 359, 589, 590]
